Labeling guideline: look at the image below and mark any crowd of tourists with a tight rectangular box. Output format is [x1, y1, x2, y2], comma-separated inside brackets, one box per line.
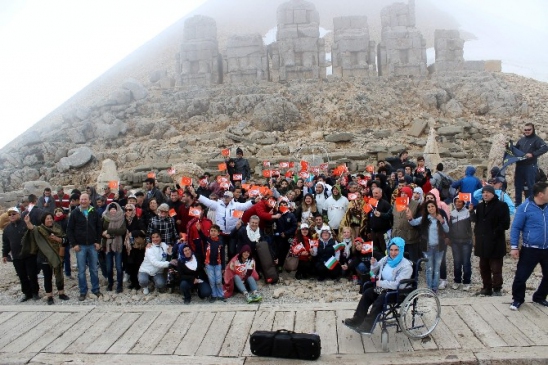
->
[2, 127, 547, 321]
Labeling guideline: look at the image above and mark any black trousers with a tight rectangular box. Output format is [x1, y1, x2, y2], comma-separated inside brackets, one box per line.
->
[42, 262, 64, 293]
[13, 255, 39, 296]
[354, 287, 387, 323]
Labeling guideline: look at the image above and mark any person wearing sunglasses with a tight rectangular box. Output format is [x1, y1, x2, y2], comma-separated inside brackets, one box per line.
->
[514, 123, 548, 206]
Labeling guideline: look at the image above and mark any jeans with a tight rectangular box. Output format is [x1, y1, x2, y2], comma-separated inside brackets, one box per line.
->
[76, 245, 100, 295]
[179, 279, 212, 301]
[12, 256, 39, 296]
[511, 247, 548, 303]
[451, 239, 472, 284]
[205, 264, 223, 298]
[138, 271, 166, 290]
[64, 245, 71, 277]
[106, 251, 123, 288]
[424, 247, 444, 291]
[356, 262, 367, 275]
[514, 163, 536, 205]
[234, 275, 257, 294]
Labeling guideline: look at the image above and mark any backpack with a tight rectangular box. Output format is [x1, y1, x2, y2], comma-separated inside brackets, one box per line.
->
[438, 173, 452, 200]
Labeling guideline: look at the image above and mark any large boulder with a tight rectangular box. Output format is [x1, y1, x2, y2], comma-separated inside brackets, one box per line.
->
[325, 133, 354, 143]
[252, 97, 300, 132]
[122, 78, 148, 100]
[57, 147, 94, 172]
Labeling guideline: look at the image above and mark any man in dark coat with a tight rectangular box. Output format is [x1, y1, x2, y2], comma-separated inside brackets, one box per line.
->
[514, 122, 548, 205]
[233, 147, 251, 182]
[470, 185, 510, 296]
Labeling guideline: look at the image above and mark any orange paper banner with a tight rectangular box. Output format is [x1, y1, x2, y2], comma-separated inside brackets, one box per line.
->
[218, 163, 227, 171]
[348, 193, 358, 201]
[221, 148, 230, 157]
[395, 197, 409, 212]
[262, 170, 272, 178]
[361, 241, 374, 254]
[365, 165, 374, 173]
[233, 174, 242, 181]
[241, 183, 251, 190]
[279, 162, 289, 168]
[147, 172, 156, 179]
[320, 163, 329, 170]
[368, 198, 378, 208]
[232, 210, 244, 218]
[363, 204, 372, 214]
[279, 205, 289, 213]
[108, 180, 119, 190]
[299, 171, 310, 179]
[189, 207, 202, 218]
[180, 176, 192, 186]
[169, 208, 177, 217]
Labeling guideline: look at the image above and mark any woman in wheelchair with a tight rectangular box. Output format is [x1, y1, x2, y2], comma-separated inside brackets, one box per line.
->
[344, 237, 413, 334]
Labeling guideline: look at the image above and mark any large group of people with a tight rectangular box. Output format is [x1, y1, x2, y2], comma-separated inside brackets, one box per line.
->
[1, 125, 547, 320]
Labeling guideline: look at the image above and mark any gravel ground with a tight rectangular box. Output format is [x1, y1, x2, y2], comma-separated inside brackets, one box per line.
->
[0, 241, 542, 307]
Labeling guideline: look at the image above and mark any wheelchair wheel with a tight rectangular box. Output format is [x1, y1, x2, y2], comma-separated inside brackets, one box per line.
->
[381, 329, 389, 352]
[398, 288, 440, 339]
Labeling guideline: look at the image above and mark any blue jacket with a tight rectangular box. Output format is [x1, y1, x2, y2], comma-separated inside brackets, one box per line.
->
[452, 166, 483, 206]
[473, 188, 515, 216]
[510, 198, 548, 250]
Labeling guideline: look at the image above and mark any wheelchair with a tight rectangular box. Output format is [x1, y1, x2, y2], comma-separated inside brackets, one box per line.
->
[350, 258, 441, 352]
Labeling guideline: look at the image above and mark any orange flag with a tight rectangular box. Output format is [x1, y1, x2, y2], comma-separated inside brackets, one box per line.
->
[365, 165, 374, 173]
[279, 162, 289, 168]
[221, 148, 230, 157]
[218, 163, 227, 171]
[233, 174, 242, 181]
[232, 210, 244, 218]
[262, 170, 272, 178]
[189, 207, 202, 218]
[395, 197, 409, 212]
[147, 172, 156, 179]
[299, 171, 310, 179]
[458, 192, 471, 202]
[168, 208, 177, 217]
[241, 183, 251, 190]
[180, 176, 192, 186]
[348, 193, 358, 201]
[361, 241, 374, 254]
[363, 203, 372, 214]
[108, 180, 119, 190]
[368, 198, 378, 208]
[279, 205, 289, 214]
[289, 162, 295, 168]
[300, 160, 309, 171]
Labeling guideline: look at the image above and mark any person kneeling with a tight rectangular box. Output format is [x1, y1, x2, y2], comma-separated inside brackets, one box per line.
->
[344, 237, 412, 335]
[175, 244, 211, 304]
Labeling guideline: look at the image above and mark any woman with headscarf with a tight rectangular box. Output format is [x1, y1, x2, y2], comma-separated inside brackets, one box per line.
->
[223, 245, 262, 303]
[174, 244, 211, 304]
[412, 187, 424, 205]
[101, 202, 127, 293]
[123, 203, 146, 290]
[343, 237, 412, 334]
[23, 212, 70, 305]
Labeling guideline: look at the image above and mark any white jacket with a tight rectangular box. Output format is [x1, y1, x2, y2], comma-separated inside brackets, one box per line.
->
[198, 195, 253, 235]
[139, 242, 170, 276]
[325, 195, 349, 229]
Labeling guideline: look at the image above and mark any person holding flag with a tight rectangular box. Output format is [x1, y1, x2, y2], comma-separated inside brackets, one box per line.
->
[312, 226, 342, 281]
[344, 237, 383, 286]
[343, 237, 413, 335]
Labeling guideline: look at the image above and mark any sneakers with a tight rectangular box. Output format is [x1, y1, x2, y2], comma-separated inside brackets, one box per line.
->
[143, 287, 150, 295]
[123, 273, 130, 283]
[58, 294, 70, 301]
[509, 301, 522, 311]
[492, 289, 502, 296]
[533, 299, 548, 307]
[245, 293, 253, 303]
[251, 292, 263, 302]
[47, 297, 54, 305]
[78, 294, 86, 301]
[438, 280, 447, 290]
[462, 284, 471, 291]
[451, 283, 461, 290]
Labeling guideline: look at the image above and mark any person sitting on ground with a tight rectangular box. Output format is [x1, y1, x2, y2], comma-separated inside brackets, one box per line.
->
[138, 231, 172, 295]
[223, 245, 262, 303]
[345, 237, 383, 286]
[312, 225, 342, 281]
[343, 237, 413, 335]
[173, 244, 211, 304]
[291, 223, 315, 279]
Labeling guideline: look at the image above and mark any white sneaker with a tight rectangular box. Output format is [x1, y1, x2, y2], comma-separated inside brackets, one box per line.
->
[452, 283, 461, 290]
[438, 280, 447, 290]
[123, 273, 130, 283]
[462, 284, 471, 291]
[143, 287, 149, 295]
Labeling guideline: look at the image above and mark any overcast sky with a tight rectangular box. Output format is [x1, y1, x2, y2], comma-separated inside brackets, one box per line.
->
[0, 0, 546, 150]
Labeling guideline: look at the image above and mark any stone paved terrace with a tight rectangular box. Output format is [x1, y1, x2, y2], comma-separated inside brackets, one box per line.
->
[1, 295, 547, 365]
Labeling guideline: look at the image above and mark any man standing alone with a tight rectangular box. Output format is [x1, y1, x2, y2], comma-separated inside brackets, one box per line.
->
[509, 182, 548, 310]
[514, 122, 548, 205]
[66, 193, 103, 301]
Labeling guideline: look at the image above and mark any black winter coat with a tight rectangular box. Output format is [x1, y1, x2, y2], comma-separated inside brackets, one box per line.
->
[471, 196, 510, 259]
[66, 207, 102, 247]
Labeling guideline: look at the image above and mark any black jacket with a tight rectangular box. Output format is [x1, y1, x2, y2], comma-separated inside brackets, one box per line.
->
[515, 133, 548, 166]
[66, 206, 102, 246]
[368, 198, 392, 233]
[471, 196, 510, 259]
[2, 220, 28, 259]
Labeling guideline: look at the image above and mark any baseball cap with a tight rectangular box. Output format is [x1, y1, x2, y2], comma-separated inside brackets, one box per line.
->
[223, 191, 233, 198]
[7, 207, 20, 214]
[300, 223, 309, 229]
[127, 194, 137, 200]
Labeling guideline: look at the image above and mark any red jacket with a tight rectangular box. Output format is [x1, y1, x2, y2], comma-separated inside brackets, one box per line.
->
[242, 200, 274, 230]
[53, 194, 70, 210]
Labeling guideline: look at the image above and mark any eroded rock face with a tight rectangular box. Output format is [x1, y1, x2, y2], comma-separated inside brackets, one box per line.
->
[57, 147, 94, 172]
[252, 97, 300, 132]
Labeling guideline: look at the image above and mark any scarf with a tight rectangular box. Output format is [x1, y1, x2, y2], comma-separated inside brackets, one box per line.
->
[54, 214, 66, 222]
[103, 202, 125, 253]
[246, 224, 261, 242]
[386, 237, 405, 268]
[332, 185, 342, 201]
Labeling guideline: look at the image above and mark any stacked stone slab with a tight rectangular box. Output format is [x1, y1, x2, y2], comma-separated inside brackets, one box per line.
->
[269, 0, 326, 81]
[177, 15, 220, 87]
[223, 34, 268, 84]
[377, 0, 427, 77]
[331, 16, 377, 78]
[432, 29, 465, 72]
